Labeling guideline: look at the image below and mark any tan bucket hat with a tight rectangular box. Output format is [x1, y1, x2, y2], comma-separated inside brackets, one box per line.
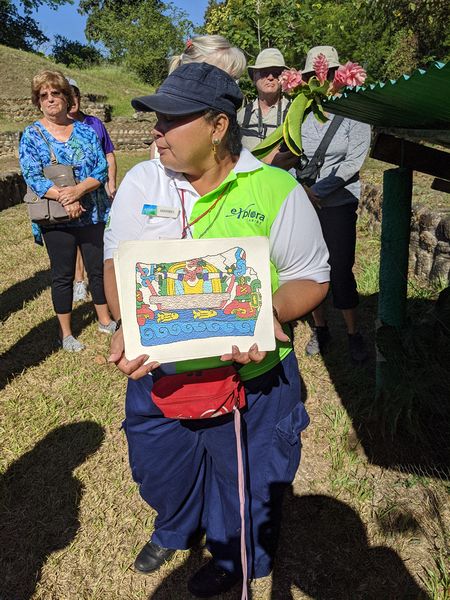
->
[303, 46, 340, 75]
[247, 48, 287, 72]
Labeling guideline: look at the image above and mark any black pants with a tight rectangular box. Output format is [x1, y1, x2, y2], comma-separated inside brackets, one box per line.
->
[42, 223, 107, 314]
[317, 203, 359, 310]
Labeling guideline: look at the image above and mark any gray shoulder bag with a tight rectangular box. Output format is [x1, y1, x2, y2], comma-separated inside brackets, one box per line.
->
[23, 125, 77, 225]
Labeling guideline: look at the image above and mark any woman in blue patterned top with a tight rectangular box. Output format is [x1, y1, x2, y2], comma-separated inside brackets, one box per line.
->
[19, 70, 116, 352]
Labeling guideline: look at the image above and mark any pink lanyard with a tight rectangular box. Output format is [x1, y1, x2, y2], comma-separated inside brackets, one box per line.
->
[234, 406, 248, 599]
[177, 184, 231, 239]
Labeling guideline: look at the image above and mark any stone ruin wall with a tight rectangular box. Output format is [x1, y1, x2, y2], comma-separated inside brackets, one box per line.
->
[359, 183, 450, 283]
[0, 131, 20, 160]
[0, 170, 27, 211]
[0, 113, 154, 159]
[0, 96, 112, 125]
[104, 115, 155, 151]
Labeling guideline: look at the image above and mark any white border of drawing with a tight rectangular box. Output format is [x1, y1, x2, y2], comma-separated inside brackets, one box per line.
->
[114, 237, 275, 363]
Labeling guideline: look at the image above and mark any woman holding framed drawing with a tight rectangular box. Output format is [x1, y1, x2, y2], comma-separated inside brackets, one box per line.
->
[103, 63, 330, 598]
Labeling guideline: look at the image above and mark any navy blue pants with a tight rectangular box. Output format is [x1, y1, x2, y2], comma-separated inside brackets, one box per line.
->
[124, 352, 309, 578]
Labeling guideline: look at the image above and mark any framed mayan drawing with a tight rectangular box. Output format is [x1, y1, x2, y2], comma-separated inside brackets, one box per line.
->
[114, 237, 276, 363]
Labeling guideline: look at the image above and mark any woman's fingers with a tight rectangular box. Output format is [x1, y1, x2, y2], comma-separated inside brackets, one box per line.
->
[111, 351, 160, 379]
[274, 317, 290, 342]
[247, 343, 266, 363]
[117, 355, 160, 380]
[59, 186, 80, 205]
[65, 201, 85, 219]
[108, 329, 159, 379]
[220, 344, 266, 364]
[108, 328, 124, 362]
[220, 319, 290, 364]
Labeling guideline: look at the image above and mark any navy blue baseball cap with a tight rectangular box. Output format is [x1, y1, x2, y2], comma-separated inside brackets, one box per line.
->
[131, 62, 243, 116]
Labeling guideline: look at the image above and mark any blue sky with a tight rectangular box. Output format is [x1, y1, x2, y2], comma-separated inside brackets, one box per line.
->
[13, 0, 209, 48]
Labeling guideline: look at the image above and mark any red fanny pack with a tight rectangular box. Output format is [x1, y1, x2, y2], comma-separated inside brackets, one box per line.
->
[150, 365, 246, 420]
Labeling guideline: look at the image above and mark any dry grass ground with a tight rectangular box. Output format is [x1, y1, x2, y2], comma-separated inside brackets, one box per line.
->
[1, 153, 449, 600]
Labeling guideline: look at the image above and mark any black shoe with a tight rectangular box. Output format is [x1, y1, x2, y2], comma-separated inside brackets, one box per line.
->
[348, 332, 368, 364]
[305, 325, 331, 356]
[187, 559, 242, 598]
[134, 540, 175, 574]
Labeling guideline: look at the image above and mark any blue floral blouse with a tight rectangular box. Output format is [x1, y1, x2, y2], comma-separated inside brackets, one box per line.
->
[19, 121, 111, 233]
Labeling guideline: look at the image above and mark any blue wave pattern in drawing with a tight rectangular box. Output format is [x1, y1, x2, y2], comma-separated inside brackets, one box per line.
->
[139, 310, 256, 345]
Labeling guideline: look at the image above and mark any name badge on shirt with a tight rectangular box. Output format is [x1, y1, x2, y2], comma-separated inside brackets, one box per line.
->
[142, 204, 180, 218]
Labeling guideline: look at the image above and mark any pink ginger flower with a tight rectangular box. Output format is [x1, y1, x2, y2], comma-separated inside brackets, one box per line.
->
[313, 53, 329, 84]
[279, 68, 304, 93]
[331, 62, 367, 92]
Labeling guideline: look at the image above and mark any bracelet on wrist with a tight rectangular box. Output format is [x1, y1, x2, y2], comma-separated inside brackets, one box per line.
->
[272, 306, 280, 322]
[115, 318, 122, 332]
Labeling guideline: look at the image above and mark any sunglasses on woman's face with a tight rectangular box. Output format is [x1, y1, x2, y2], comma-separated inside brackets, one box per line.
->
[39, 90, 63, 101]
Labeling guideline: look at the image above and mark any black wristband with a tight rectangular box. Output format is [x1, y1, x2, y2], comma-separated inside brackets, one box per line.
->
[272, 306, 279, 321]
[115, 318, 122, 332]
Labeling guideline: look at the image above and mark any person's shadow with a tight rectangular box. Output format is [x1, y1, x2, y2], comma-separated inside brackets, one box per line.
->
[268, 487, 429, 599]
[0, 268, 51, 323]
[0, 301, 96, 392]
[147, 486, 428, 599]
[317, 288, 450, 479]
[0, 421, 105, 600]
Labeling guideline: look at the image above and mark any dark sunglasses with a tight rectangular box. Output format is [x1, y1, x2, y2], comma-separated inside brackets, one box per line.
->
[39, 90, 63, 100]
[255, 68, 284, 78]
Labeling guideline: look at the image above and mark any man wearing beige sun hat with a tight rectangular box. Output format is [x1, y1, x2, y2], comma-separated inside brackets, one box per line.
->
[238, 48, 291, 150]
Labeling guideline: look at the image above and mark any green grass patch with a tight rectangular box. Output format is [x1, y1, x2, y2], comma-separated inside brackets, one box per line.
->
[0, 45, 151, 118]
[419, 553, 450, 600]
[115, 150, 149, 182]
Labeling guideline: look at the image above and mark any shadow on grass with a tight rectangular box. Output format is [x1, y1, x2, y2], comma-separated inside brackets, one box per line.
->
[0, 302, 96, 391]
[148, 547, 207, 600]
[0, 268, 51, 323]
[317, 290, 450, 479]
[147, 486, 428, 599]
[0, 421, 105, 600]
[269, 487, 429, 599]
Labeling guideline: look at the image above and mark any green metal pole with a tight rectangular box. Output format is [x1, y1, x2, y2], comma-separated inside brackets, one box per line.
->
[378, 166, 413, 327]
[376, 166, 413, 396]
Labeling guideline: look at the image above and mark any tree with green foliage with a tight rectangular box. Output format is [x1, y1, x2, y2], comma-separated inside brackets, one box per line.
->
[51, 35, 104, 68]
[79, 0, 192, 84]
[0, 0, 71, 51]
[203, 0, 450, 81]
[203, 0, 311, 67]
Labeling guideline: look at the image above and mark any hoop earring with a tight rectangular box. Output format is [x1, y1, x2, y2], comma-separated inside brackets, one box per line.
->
[212, 138, 221, 156]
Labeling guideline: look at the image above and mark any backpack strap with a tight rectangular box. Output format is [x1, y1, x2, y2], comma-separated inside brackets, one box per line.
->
[282, 99, 291, 120]
[240, 102, 263, 139]
[241, 99, 290, 140]
[32, 124, 58, 165]
[309, 115, 344, 170]
[241, 102, 254, 129]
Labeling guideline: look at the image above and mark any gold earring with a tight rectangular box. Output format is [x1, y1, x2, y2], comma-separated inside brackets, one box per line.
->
[212, 138, 221, 156]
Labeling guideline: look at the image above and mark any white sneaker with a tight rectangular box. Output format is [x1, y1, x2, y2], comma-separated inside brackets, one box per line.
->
[98, 320, 117, 335]
[73, 280, 88, 302]
[61, 335, 85, 352]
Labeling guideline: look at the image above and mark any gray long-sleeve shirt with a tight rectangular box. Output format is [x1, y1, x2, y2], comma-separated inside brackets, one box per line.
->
[301, 112, 371, 207]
